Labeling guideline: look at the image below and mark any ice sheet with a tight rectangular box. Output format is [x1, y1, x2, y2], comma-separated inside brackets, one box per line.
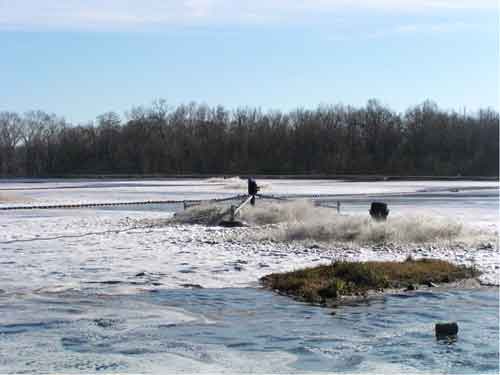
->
[1, 178, 498, 206]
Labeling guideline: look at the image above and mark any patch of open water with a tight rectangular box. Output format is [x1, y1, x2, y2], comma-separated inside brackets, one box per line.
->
[0, 287, 497, 373]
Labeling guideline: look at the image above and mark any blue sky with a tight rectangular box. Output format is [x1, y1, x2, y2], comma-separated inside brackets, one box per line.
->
[0, 0, 497, 123]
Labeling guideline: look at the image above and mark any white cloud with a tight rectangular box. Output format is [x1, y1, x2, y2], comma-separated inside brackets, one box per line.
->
[0, 0, 496, 30]
[363, 21, 492, 39]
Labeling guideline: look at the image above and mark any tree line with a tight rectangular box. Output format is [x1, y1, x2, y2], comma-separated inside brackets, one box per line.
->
[0, 99, 498, 177]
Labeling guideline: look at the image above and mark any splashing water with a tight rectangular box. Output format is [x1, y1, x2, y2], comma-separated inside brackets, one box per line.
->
[243, 201, 488, 244]
[271, 213, 466, 244]
[171, 203, 231, 226]
[239, 200, 319, 224]
[206, 177, 248, 190]
[205, 177, 271, 191]
[171, 200, 495, 245]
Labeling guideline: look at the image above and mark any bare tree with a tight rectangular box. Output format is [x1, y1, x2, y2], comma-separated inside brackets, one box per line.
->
[0, 112, 23, 176]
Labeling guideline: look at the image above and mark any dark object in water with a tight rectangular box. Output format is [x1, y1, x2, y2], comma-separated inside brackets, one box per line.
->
[180, 283, 204, 289]
[248, 178, 260, 197]
[435, 322, 459, 339]
[248, 178, 260, 205]
[219, 220, 246, 227]
[425, 280, 439, 288]
[370, 202, 389, 221]
[405, 283, 417, 291]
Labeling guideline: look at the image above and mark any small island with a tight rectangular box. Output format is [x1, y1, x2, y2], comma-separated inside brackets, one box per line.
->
[260, 258, 481, 305]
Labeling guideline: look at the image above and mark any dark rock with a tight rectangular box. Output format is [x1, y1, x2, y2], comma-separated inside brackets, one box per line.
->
[135, 272, 147, 277]
[178, 268, 196, 274]
[219, 220, 246, 227]
[405, 283, 417, 291]
[435, 322, 459, 339]
[203, 240, 218, 245]
[99, 280, 122, 285]
[180, 283, 203, 289]
[211, 268, 230, 273]
[94, 318, 119, 328]
[478, 243, 493, 250]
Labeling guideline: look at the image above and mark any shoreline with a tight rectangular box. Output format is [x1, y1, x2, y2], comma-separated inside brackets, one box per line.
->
[0, 174, 498, 182]
[261, 277, 498, 309]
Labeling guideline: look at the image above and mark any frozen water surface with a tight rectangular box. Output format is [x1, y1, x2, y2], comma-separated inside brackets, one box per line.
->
[0, 177, 498, 205]
[0, 178, 498, 373]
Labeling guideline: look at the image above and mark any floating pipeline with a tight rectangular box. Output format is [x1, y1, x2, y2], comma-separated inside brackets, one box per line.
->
[0, 195, 246, 211]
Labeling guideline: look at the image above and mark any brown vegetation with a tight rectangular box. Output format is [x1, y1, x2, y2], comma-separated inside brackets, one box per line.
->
[260, 259, 480, 304]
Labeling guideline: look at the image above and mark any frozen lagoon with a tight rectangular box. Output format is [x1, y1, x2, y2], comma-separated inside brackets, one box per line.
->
[0, 178, 498, 373]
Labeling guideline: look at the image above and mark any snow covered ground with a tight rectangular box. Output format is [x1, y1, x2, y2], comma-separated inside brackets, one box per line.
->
[0, 178, 498, 295]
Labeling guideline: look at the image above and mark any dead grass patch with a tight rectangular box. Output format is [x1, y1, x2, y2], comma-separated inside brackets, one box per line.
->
[260, 259, 480, 304]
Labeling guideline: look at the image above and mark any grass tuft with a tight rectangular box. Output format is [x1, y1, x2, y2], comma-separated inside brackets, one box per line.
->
[260, 259, 480, 304]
